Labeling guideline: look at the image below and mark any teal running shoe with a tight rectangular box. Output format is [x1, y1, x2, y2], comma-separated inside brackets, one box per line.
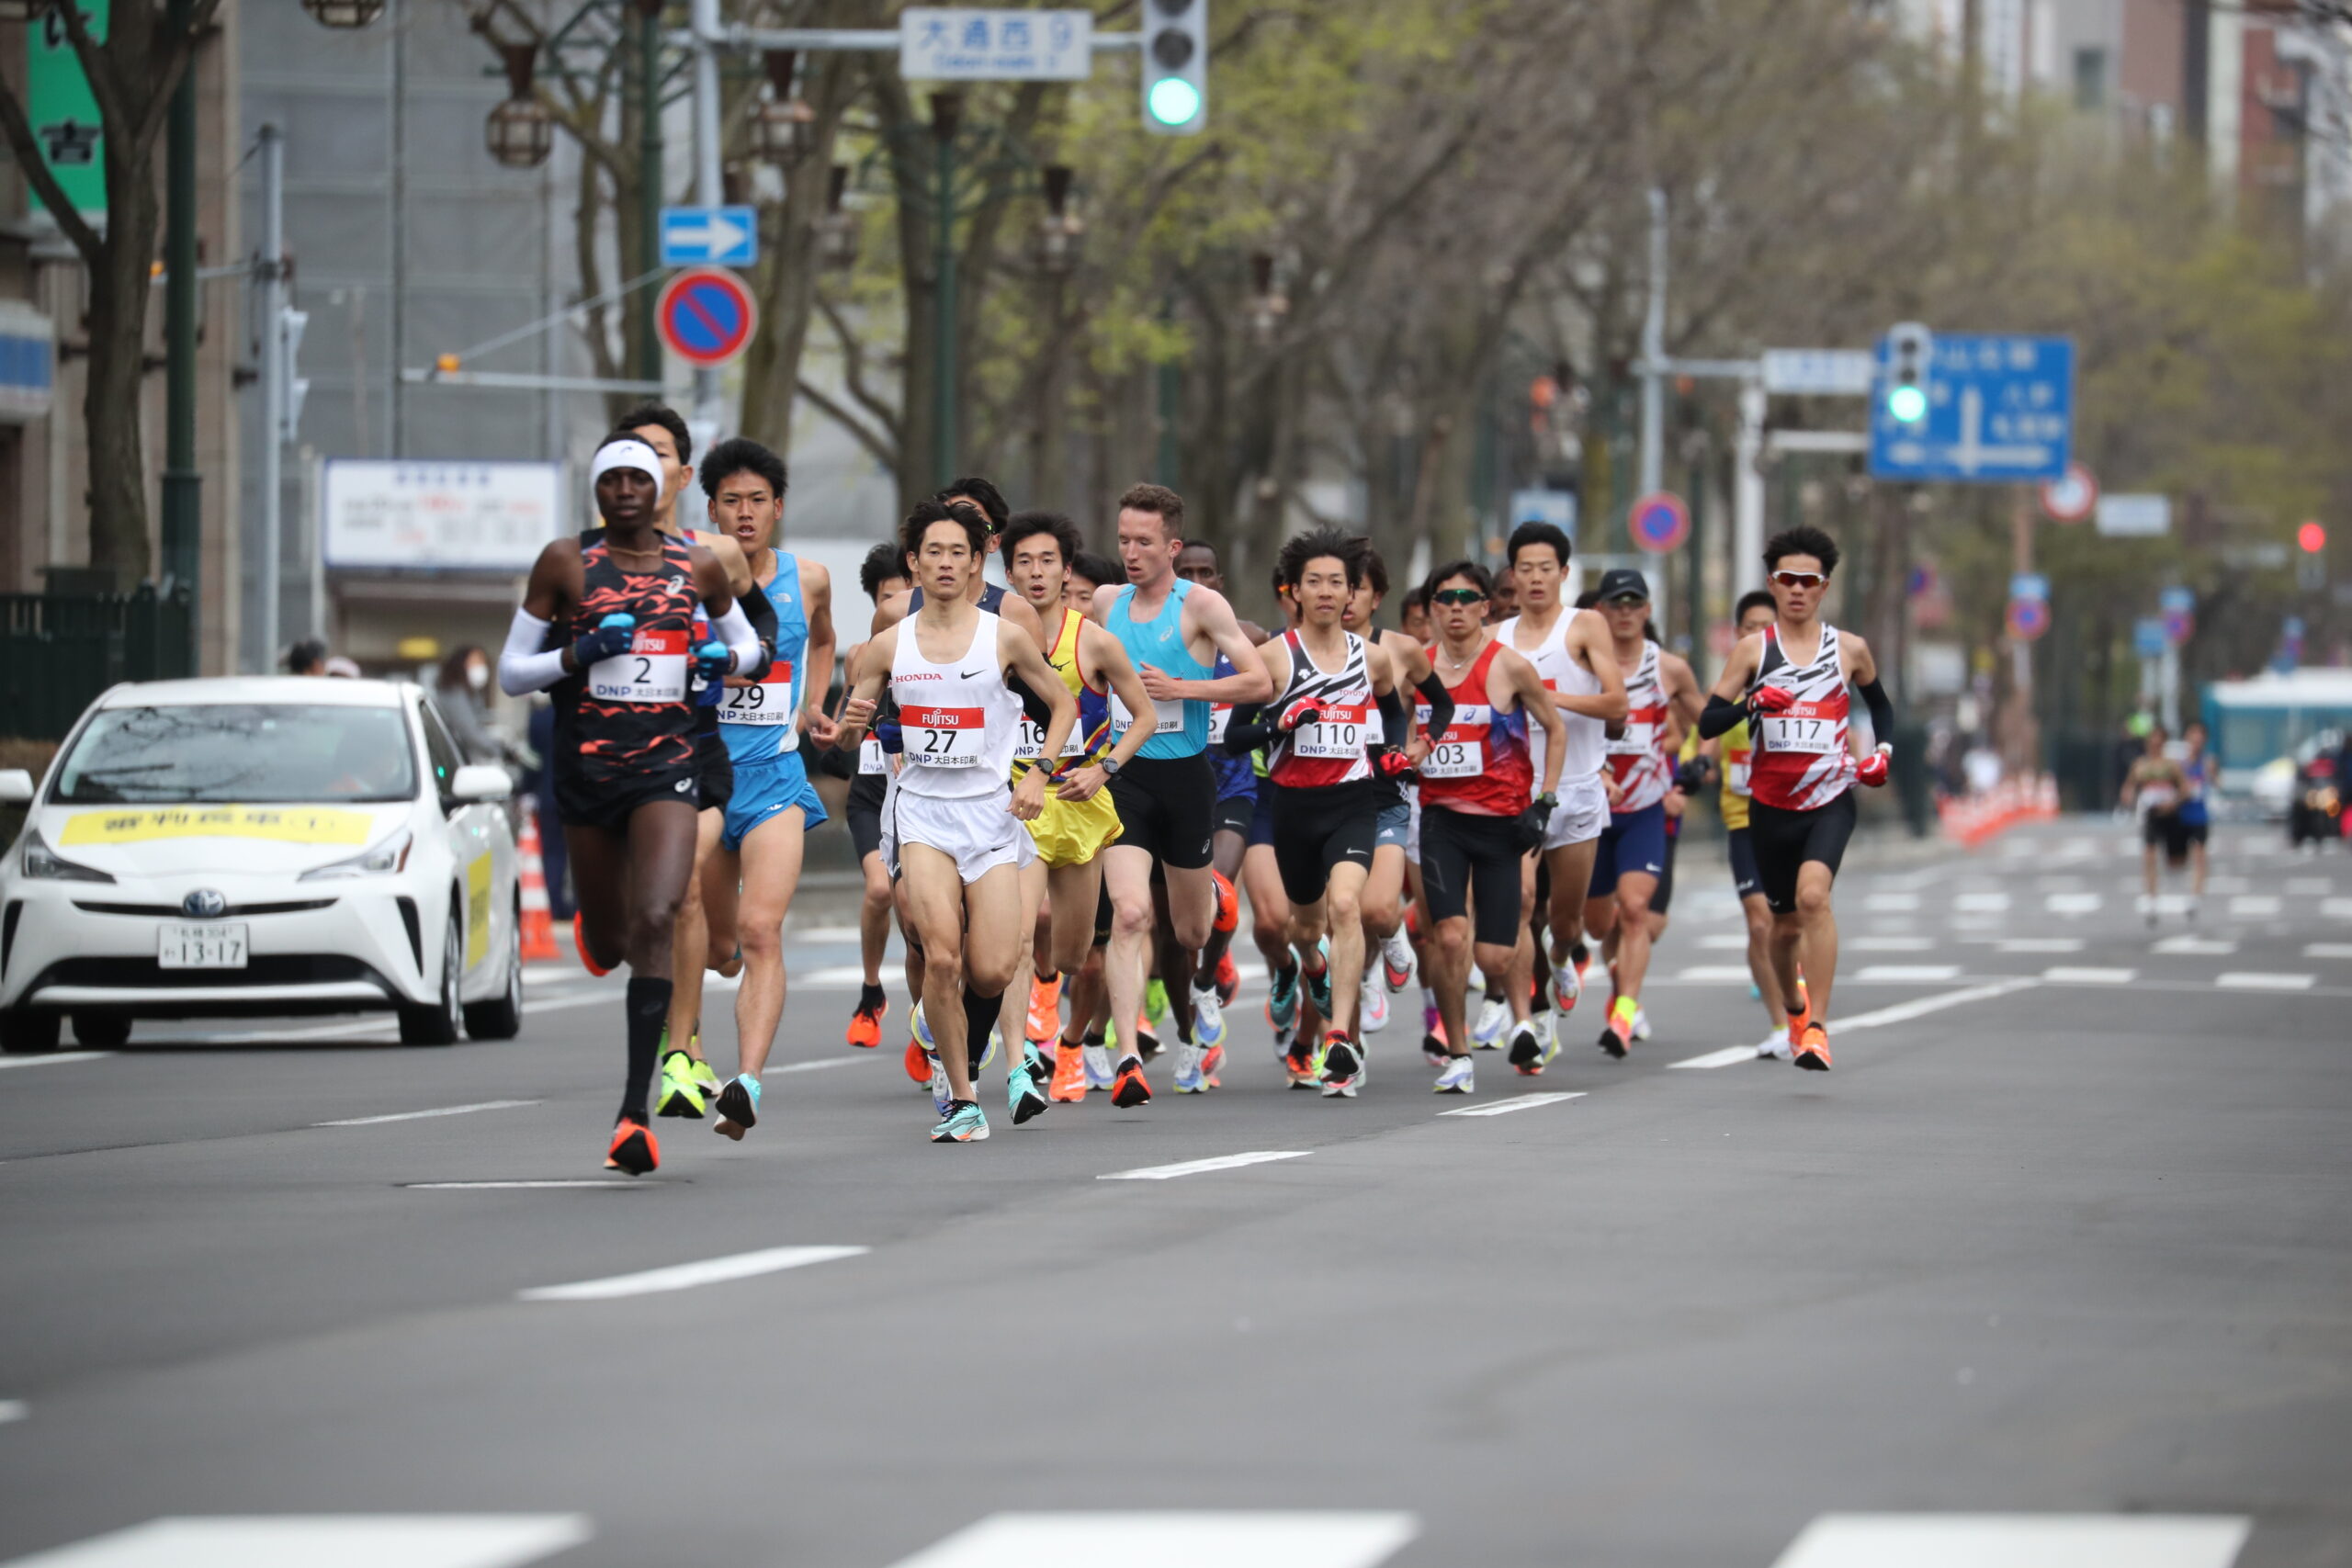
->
[714, 1073, 761, 1141]
[1304, 940, 1334, 1020]
[1010, 1046, 1048, 1125]
[931, 1100, 989, 1143]
[1267, 959, 1301, 1033]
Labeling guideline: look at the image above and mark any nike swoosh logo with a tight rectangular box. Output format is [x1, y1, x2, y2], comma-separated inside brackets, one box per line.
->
[961, 669, 985, 678]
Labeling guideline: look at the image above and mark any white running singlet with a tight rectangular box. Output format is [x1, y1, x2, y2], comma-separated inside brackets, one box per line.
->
[889, 609, 1019, 800]
[1497, 610, 1605, 786]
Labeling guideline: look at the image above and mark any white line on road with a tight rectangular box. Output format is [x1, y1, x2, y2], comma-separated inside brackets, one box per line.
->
[772, 1055, 876, 1075]
[1955, 892, 2012, 912]
[518, 1244, 868, 1302]
[2045, 893, 2103, 915]
[1834, 978, 2039, 1033]
[1997, 937, 2084, 953]
[1098, 1151, 1311, 1182]
[2154, 935, 2236, 955]
[2286, 877, 2333, 896]
[2044, 966, 2137, 985]
[1770, 1512, 2250, 1568]
[1437, 1091, 1585, 1117]
[1863, 893, 1919, 912]
[1675, 965, 1755, 982]
[0, 1514, 594, 1568]
[1668, 1045, 1767, 1070]
[1855, 964, 1962, 982]
[0, 1052, 111, 1071]
[2304, 942, 2352, 959]
[1698, 933, 1750, 950]
[2228, 895, 2282, 917]
[316, 1100, 541, 1128]
[1849, 936, 1934, 952]
[887, 1512, 1420, 1568]
[0, 1400, 23, 1425]
[405, 1180, 663, 1190]
[2322, 897, 2352, 919]
[2213, 972, 2316, 991]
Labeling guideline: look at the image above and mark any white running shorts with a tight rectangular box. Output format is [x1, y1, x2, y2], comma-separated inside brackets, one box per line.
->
[1544, 773, 1610, 851]
[882, 786, 1037, 885]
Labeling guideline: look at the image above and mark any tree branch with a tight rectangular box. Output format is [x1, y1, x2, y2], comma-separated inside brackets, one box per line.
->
[0, 74, 106, 266]
[797, 376, 899, 469]
[817, 291, 905, 446]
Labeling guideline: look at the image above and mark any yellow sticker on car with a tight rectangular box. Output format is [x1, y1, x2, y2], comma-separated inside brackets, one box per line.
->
[466, 850, 493, 969]
[57, 807, 379, 846]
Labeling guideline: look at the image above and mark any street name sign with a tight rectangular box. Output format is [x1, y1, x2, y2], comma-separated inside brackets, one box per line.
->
[1760, 348, 1873, 397]
[660, 206, 758, 268]
[2097, 493, 2171, 537]
[1870, 333, 2075, 483]
[900, 8, 1093, 80]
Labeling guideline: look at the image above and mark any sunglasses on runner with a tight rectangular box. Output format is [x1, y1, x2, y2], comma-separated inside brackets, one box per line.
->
[1769, 570, 1826, 589]
[1430, 588, 1487, 605]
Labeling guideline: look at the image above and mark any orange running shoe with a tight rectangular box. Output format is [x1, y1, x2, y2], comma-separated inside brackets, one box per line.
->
[1597, 995, 1636, 1059]
[604, 1116, 659, 1176]
[1215, 948, 1239, 1005]
[1026, 974, 1062, 1044]
[1793, 1021, 1832, 1072]
[1283, 1037, 1319, 1089]
[573, 917, 613, 978]
[1210, 870, 1239, 934]
[1048, 1040, 1089, 1101]
[847, 997, 887, 1050]
[1111, 1056, 1152, 1108]
[903, 1038, 933, 1084]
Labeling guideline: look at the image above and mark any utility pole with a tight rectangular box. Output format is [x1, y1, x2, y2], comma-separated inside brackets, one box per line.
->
[932, 91, 959, 488]
[1735, 378, 1766, 597]
[160, 0, 199, 664]
[257, 123, 286, 673]
[2005, 492, 2040, 777]
[1638, 186, 1667, 502]
[635, 0, 663, 384]
[689, 0, 722, 429]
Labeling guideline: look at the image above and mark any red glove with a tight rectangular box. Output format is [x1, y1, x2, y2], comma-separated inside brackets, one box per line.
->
[1856, 747, 1891, 787]
[1277, 699, 1325, 733]
[1751, 684, 1796, 715]
[1374, 750, 1417, 780]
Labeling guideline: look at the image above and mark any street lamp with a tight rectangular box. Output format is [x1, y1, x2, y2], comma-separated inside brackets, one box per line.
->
[485, 43, 553, 168]
[817, 164, 859, 271]
[751, 49, 816, 165]
[1036, 164, 1081, 276]
[1249, 251, 1288, 344]
[300, 0, 386, 25]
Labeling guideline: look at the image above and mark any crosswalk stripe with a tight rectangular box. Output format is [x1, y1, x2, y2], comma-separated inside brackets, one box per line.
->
[887, 1512, 1419, 1568]
[2044, 966, 2136, 984]
[1996, 937, 2083, 953]
[518, 1245, 867, 1301]
[1770, 1512, 2249, 1568]
[2304, 942, 2352, 959]
[2227, 895, 2282, 917]
[2153, 936, 2236, 955]
[1438, 1091, 1584, 1116]
[1099, 1151, 1311, 1181]
[0, 1515, 592, 1568]
[1854, 964, 1962, 982]
[1675, 964, 1755, 982]
[2213, 972, 2316, 991]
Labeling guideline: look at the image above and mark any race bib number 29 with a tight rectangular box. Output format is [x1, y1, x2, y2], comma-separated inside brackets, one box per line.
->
[717, 661, 796, 730]
[588, 629, 687, 703]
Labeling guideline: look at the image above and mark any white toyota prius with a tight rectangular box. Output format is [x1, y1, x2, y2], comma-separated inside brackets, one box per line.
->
[0, 677, 525, 1053]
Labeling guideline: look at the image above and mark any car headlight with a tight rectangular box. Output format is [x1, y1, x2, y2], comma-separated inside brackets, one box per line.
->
[299, 830, 413, 882]
[18, 829, 116, 884]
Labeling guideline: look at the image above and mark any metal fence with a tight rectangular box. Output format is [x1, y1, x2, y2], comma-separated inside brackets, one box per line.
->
[0, 586, 195, 742]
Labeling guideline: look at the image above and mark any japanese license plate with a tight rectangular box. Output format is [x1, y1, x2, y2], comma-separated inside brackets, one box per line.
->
[158, 921, 248, 969]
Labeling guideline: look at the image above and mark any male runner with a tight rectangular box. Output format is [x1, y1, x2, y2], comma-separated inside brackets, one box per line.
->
[1226, 528, 1410, 1097]
[1069, 551, 1117, 614]
[1700, 525, 1895, 1071]
[843, 543, 910, 1049]
[2173, 719, 2213, 915]
[837, 500, 1077, 1141]
[2124, 725, 2191, 926]
[1246, 571, 1311, 1066]
[1690, 589, 1798, 1057]
[497, 433, 763, 1172]
[1176, 538, 1262, 1054]
[1091, 485, 1272, 1107]
[1000, 510, 1160, 1095]
[1491, 523, 1626, 1066]
[1415, 561, 1565, 1093]
[1583, 570, 1703, 1056]
[694, 438, 834, 1139]
[1398, 583, 1433, 647]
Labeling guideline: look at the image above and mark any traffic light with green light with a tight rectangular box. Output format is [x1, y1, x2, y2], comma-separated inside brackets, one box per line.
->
[1142, 0, 1207, 134]
[1883, 321, 1932, 425]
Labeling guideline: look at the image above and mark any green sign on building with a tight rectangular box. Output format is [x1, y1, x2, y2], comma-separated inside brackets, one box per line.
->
[28, 0, 109, 221]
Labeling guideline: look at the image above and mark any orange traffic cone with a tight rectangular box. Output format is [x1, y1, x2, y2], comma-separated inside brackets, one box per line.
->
[517, 799, 560, 962]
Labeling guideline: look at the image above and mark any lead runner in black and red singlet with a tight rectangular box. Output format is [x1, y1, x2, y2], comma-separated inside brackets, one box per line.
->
[499, 434, 766, 1173]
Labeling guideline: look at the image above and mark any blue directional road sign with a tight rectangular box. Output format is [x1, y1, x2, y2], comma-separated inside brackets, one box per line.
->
[659, 206, 758, 268]
[1870, 333, 2074, 483]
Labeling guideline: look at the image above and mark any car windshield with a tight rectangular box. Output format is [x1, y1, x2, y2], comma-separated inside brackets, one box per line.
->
[51, 704, 418, 805]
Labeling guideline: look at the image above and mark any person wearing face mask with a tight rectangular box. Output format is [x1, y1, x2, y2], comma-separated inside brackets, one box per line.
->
[431, 645, 508, 765]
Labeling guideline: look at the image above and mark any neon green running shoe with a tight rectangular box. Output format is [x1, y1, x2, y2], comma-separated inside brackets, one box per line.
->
[655, 1049, 707, 1120]
[1145, 978, 1170, 1029]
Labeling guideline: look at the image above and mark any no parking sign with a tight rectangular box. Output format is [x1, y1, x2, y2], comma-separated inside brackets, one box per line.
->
[656, 267, 758, 368]
[1628, 491, 1690, 553]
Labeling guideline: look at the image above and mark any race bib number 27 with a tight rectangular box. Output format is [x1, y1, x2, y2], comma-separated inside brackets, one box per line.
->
[905, 705, 985, 767]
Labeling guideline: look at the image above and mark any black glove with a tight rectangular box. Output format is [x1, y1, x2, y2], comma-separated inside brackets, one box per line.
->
[570, 613, 636, 670]
[1674, 757, 1711, 794]
[1512, 794, 1556, 854]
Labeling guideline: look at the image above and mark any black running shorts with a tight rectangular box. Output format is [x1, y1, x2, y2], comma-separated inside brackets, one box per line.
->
[1213, 791, 1256, 842]
[1726, 826, 1762, 901]
[846, 771, 888, 863]
[695, 722, 735, 813]
[1652, 827, 1679, 916]
[1747, 790, 1858, 915]
[1269, 779, 1383, 907]
[1418, 806, 1524, 948]
[555, 764, 700, 836]
[1106, 752, 1216, 871]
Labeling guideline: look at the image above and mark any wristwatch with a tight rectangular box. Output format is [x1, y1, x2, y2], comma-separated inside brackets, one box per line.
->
[1101, 756, 1123, 776]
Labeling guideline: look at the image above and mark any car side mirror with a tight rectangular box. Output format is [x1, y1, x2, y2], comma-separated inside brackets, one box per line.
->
[450, 764, 512, 803]
[0, 769, 32, 805]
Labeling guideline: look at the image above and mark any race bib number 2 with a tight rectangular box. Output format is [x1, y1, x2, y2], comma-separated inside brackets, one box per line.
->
[588, 629, 687, 703]
[905, 705, 985, 767]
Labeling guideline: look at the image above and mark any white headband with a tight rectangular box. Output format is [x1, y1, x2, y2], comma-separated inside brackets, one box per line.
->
[590, 439, 664, 494]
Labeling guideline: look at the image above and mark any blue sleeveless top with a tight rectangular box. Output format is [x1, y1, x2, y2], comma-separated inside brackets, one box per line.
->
[1106, 578, 1214, 760]
[718, 551, 807, 765]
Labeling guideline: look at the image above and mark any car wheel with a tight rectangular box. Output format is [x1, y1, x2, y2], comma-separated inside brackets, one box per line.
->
[72, 1013, 131, 1049]
[398, 901, 464, 1046]
[1, 1009, 61, 1055]
[462, 892, 525, 1041]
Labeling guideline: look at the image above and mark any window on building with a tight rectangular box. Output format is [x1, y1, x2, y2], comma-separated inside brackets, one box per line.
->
[2074, 47, 2108, 111]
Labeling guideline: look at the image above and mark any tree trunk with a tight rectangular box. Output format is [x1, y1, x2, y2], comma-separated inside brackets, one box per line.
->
[741, 54, 852, 454]
[85, 162, 161, 587]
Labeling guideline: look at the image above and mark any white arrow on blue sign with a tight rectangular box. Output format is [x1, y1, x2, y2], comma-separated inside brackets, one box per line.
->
[660, 206, 758, 268]
[1870, 333, 2074, 484]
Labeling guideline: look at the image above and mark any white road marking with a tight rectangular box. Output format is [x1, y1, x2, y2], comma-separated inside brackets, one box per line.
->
[2228, 895, 2282, 917]
[1675, 965, 1755, 982]
[1770, 1512, 2249, 1568]
[2058, 836, 2097, 858]
[518, 1244, 867, 1302]
[2286, 877, 2333, 896]
[1954, 892, 2011, 912]
[1863, 893, 1919, 912]
[1949, 916, 2006, 931]
[2304, 942, 2352, 959]
[1834, 978, 2039, 1032]
[1668, 1045, 1768, 1070]
[2205, 874, 2251, 894]
[521, 968, 582, 987]
[0, 1052, 111, 1071]
[2044, 966, 2137, 985]
[2045, 893, 2103, 915]
[887, 1511, 1419, 1568]
[1099, 1151, 1311, 1181]
[772, 1055, 876, 1075]
[0, 1400, 23, 1424]
[0, 1514, 594, 1568]
[405, 1180, 662, 1190]
[1997, 937, 2083, 953]
[1850, 936, 1934, 952]
[2214, 972, 2316, 991]
[1438, 1091, 1584, 1117]
[2323, 897, 2352, 919]
[2154, 935, 2236, 955]
[1855, 964, 1962, 982]
[1698, 933, 1750, 950]
[316, 1100, 541, 1128]
[787, 924, 865, 943]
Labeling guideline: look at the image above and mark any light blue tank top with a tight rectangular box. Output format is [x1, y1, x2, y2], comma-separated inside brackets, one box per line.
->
[718, 551, 808, 765]
[1106, 578, 1214, 759]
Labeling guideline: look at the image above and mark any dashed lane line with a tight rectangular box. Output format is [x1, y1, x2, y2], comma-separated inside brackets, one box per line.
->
[518, 1244, 867, 1302]
[2213, 972, 2316, 991]
[1863, 894, 1920, 912]
[1674, 965, 1756, 983]
[406, 1180, 664, 1191]
[1954, 892, 2012, 912]
[2304, 942, 2352, 959]
[0, 1514, 594, 1567]
[2285, 876, 2333, 896]
[2322, 897, 2352, 919]
[1996, 937, 2082, 953]
[1437, 1091, 1585, 1117]
[1667, 978, 2040, 1068]
[2228, 895, 2283, 917]
[2044, 966, 2136, 985]
[316, 1100, 540, 1128]
[1770, 1512, 2250, 1568]
[2153, 935, 2236, 955]
[1849, 936, 1934, 952]
[0, 1400, 23, 1425]
[0, 1052, 111, 1071]
[1854, 964, 1962, 982]
[2045, 893, 2103, 915]
[1099, 1151, 1311, 1182]
[1667, 1045, 1767, 1071]
[887, 1512, 1420, 1568]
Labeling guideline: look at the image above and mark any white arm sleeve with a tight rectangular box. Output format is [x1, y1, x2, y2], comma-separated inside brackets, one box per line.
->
[498, 608, 570, 696]
[710, 602, 763, 676]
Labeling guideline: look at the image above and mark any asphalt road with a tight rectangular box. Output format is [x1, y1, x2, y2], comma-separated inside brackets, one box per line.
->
[1, 818, 2346, 1568]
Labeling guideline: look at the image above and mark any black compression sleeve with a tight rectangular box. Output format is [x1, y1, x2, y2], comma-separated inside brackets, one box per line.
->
[1375, 683, 1409, 750]
[738, 587, 779, 681]
[1699, 692, 1747, 740]
[1857, 677, 1895, 741]
[1411, 670, 1454, 743]
[1223, 703, 1275, 755]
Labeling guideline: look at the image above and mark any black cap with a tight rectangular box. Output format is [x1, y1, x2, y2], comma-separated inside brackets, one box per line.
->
[1595, 568, 1650, 604]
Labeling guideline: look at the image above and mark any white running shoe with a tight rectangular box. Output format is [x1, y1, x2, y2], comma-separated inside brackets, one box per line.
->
[1471, 996, 1510, 1048]
[1630, 1007, 1653, 1042]
[1192, 985, 1228, 1048]
[1382, 928, 1416, 991]
[1080, 1043, 1115, 1090]
[1171, 1039, 1208, 1094]
[927, 1057, 953, 1116]
[1433, 1055, 1474, 1094]
[1550, 957, 1581, 1014]
[1361, 970, 1391, 1033]
[1757, 1025, 1792, 1061]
